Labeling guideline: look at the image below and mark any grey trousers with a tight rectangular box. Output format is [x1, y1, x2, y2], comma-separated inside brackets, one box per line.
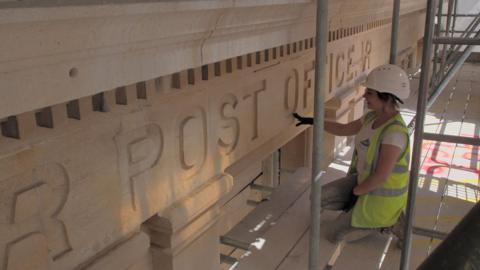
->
[321, 174, 375, 243]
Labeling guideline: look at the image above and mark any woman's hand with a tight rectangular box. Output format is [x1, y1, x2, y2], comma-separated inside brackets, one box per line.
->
[353, 185, 361, 196]
[293, 113, 363, 136]
[292, 113, 314, 126]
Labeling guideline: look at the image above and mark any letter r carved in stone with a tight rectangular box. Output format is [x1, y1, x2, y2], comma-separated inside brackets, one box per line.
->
[0, 163, 72, 270]
[362, 40, 372, 71]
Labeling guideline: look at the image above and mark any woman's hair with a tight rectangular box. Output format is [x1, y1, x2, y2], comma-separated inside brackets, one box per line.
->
[376, 91, 400, 108]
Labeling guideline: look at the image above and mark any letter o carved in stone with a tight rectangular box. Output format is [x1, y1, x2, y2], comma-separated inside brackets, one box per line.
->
[177, 107, 207, 180]
[284, 69, 299, 113]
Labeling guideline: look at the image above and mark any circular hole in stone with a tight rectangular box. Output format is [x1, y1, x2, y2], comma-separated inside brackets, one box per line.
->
[69, 68, 78, 78]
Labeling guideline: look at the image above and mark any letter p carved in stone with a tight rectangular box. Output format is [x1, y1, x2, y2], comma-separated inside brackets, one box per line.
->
[115, 123, 163, 210]
[0, 163, 72, 270]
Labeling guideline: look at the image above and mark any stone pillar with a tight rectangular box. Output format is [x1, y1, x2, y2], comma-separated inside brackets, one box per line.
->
[142, 175, 232, 270]
[261, 151, 280, 189]
[280, 130, 310, 172]
[83, 232, 153, 270]
[146, 207, 220, 270]
[249, 151, 281, 202]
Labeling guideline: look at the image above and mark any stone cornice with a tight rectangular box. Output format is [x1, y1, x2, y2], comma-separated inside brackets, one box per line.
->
[0, 0, 425, 119]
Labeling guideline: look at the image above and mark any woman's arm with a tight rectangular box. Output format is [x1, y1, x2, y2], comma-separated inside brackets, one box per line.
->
[324, 118, 363, 136]
[353, 144, 403, 195]
[292, 113, 363, 136]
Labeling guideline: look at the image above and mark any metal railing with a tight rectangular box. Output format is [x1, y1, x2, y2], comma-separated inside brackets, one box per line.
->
[309, 0, 328, 269]
[308, 0, 479, 269]
[401, 0, 480, 269]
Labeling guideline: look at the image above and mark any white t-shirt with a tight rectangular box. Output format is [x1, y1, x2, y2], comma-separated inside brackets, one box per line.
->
[354, 114, 407, 180]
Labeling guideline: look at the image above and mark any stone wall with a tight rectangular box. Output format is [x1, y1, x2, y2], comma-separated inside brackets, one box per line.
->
[0, 0, 426, 119]
[0, 1, 426, 269]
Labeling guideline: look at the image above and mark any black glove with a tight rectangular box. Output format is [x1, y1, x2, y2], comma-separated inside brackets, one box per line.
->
[292, 113, 314, 126]
[342, 192, 358, 212]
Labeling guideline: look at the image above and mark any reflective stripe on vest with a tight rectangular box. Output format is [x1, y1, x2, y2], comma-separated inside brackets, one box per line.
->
[369, 185, 408, 196]
[362, 119, 410, 196]
[352, 112, 411, 228]
[364, 162, 409, 173]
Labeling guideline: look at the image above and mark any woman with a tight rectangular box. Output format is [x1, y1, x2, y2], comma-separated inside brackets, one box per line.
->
[294, 64, 410, 243]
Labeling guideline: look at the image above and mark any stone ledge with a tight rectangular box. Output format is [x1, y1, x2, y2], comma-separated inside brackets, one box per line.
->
[0, 0, 310, 12]
[0, 0, 426, 119]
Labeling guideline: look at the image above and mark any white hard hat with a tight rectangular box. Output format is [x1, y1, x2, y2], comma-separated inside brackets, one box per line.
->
[364, 64, 410, 101]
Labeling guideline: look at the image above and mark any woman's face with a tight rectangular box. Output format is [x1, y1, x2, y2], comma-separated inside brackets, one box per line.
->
[363, 88, 384, 110]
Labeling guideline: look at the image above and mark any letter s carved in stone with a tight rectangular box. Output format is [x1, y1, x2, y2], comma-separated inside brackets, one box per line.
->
[218, 94, 240, 155]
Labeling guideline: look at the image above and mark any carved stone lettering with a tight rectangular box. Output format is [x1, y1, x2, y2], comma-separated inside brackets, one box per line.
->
[362, 40, 372, 71]
[5, 233, 50, 270]
[177, 107, 207, 179]
[0, 163, 71, 270]
[346, 45, 355, 82]
[328, 40, 373, 94]
[303, 66, 315, 110]
[218, 94, 240, 155]
[115, 123, 163, 210]
[335, 52, 345, 87]
[243, 81, 266, 141]
[284, 69, 299, 113]
[329, 53, 334, 93]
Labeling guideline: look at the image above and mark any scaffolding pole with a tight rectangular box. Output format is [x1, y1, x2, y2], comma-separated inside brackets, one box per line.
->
[431, 0, 443, 86]
[390, 0, 401, 64]
[441, 29, 479, 33]
[438, 0, 454, 81]
[309, 0, 328, 269]
[440, 13, 479, 17]
[445, 0, 455, 39]
[451, 0, 458, 37]
[423, 132, 480, 146]
[443, 16, 480, 70]
[399, 0, 437, 269]
[427, 40, 476, 108]
[433, 37, 480, 44]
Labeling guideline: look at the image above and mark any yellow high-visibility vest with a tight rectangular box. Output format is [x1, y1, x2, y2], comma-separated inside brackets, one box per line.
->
[349, 112, 410, 228]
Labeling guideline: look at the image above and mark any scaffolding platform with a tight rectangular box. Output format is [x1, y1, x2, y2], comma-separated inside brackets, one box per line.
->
[221, 63, 480, 270]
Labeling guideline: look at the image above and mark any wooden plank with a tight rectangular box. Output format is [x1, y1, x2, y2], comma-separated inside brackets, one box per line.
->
[227, 65, 480, 270]
[275, 211, 339, 270]
[232, 150, 353, 269]
[224, 168, 310, 245]
[234, 184, 311, 270]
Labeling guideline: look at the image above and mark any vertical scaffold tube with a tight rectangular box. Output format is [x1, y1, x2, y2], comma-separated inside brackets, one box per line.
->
[390, 0, 401, 64]
[309, 0, 328, 269]
[399, 0, 437, 269]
